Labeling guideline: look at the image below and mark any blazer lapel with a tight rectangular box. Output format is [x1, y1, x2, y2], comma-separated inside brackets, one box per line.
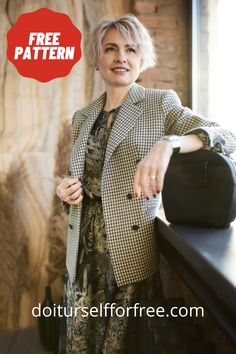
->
[70, 83, 145, 177]
[71, 92, 106, 178]
[104, 83, 145, 166]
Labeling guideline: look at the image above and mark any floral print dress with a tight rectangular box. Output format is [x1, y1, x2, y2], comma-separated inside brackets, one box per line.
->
[61, 107, 162, 354]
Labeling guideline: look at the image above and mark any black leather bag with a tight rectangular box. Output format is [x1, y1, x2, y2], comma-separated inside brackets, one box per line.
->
[162, 150, 236, 227]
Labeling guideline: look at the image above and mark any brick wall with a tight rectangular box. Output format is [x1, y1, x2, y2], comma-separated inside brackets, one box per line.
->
[133, 0, 191, 106]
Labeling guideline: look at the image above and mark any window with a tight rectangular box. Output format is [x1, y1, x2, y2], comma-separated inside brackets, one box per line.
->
[192, 0, 236, 133]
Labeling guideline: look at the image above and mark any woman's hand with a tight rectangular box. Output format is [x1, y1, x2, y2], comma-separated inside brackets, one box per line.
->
[133, 141, 173, 199]
[56, 177, 83, 205]
[133, 134, 204, 199]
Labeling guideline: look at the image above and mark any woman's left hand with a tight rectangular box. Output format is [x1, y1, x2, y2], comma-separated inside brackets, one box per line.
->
[133, 141, 173, 199]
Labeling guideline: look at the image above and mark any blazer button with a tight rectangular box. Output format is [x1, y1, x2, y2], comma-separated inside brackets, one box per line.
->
[132, 225, 139, 231]
[69, 224, 73, 230]
[127, 193, 132, 200]
[68, 170, 72, 176]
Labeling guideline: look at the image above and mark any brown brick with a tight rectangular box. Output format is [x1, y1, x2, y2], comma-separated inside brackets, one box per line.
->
[158, 0, 176, 5]
[138, 79, 158, 89]
[154, 81, 175, 89]
[138, 15, 177, 29]
[136, 0, 190, 106]
[140, 67, 175, 82]
[135, 2, 158, 15]
[158, 55, 179, 69]
[154, 30, 185, 43]
[160, 43, 178, 52]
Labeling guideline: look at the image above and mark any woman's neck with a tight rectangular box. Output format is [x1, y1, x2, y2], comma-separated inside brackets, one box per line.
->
[103, 84, 132, 111]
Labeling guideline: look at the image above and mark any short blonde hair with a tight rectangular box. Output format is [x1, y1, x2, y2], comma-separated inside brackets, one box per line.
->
[89, 14, 157, 72]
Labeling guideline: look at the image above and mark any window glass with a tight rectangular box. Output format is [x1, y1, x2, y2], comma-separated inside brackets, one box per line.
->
[192, 0, 236, 133]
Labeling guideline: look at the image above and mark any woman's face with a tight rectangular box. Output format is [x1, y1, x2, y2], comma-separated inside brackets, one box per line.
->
[97, 28, 142, 89]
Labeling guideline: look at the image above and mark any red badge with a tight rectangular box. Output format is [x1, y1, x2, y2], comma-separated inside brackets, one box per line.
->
[7, 8, 82, 82]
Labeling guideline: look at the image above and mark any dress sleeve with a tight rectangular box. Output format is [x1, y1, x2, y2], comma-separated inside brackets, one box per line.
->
[162, 90, 236, 154]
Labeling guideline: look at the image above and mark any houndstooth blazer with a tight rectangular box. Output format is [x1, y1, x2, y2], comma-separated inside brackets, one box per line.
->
[63, 83, 236, 287]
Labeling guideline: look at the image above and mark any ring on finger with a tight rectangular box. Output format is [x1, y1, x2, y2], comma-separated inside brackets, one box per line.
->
[150, 175, 157, 181]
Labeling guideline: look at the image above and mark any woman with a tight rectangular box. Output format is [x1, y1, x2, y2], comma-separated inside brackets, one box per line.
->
[56, 14, 236, 354]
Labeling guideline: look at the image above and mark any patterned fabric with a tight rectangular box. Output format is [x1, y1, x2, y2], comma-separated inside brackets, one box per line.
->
[63, 83, 236, 287]
[81, 108, 119, 198]
[60, 108, 162, 354]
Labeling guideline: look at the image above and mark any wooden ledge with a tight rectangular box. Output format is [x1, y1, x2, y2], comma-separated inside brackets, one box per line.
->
[155, 215, 236, 345]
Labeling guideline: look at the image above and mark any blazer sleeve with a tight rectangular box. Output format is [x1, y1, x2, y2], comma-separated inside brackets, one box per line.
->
[62, 109, 84, 215]
[162, 90, 236, 154]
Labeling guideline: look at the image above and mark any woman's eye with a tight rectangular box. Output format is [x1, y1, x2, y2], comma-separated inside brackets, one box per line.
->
[127, 47, 136, 53]
[105, 47, 115, 52]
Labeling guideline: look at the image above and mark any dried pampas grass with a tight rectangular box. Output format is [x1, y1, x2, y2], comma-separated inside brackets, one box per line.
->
[0, 162, 33, 330]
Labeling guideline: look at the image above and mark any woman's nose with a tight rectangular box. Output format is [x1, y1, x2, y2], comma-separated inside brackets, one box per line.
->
[115, 51, 127, 62]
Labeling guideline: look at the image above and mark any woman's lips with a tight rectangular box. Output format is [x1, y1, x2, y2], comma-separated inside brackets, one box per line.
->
[111, 68, 129, 75]
[111, 67, 129, 73]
